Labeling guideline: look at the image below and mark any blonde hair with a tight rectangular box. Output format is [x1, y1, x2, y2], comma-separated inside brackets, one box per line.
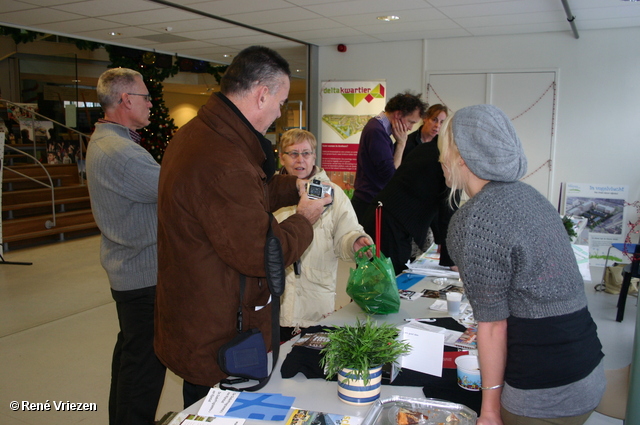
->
[438, 119, 465, 208]
[279, 128, 317, 152]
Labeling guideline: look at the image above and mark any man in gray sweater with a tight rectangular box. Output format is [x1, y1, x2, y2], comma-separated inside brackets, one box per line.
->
[86, 68, 165, 425]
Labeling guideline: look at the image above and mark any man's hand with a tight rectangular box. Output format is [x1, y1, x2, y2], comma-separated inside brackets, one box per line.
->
[296, 192, 332, 225]
[391, 115, 412, 168]
[390, 115, 411, 146]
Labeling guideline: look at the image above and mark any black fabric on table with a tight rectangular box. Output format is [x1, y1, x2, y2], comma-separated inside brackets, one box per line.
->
[279, 318, 481, 414]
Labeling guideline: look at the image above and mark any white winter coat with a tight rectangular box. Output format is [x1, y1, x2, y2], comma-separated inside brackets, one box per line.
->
[274, 168, 369, 328]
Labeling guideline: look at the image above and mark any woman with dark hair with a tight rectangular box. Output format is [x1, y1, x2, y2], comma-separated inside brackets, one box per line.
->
[402, 103, 449, 161]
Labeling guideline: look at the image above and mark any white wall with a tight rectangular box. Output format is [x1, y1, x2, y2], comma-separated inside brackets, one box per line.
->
[319, 27, 640, 235]
[318, 39, 424, 93]
[163, 92, 208, 128]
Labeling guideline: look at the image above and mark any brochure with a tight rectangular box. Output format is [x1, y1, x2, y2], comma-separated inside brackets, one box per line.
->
[293, 332, 329, 350]
[197, 388, 294, 421]
[453, 326, 477, 350]
[286, 409, 362, 425]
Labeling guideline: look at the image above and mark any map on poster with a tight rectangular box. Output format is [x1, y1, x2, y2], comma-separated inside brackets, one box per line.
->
[563, 182, 629, 267]
[320, 81, 386, 191]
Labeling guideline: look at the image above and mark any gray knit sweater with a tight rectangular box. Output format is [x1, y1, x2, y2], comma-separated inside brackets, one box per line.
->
[447, 181, 587, 322]
[86, 122, 160, 291]
[447, 181, 605, 418]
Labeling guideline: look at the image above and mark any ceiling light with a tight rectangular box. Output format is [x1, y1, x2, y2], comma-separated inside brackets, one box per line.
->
[109, 32, 121, 36]
[223, 54, 233, 58]
[377, 15, 400, 22]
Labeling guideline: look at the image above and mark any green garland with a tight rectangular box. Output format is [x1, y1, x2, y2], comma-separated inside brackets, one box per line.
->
[104, 46, 228, 162]
[1, 24, 229, 162]
[0, 26, 43, 44]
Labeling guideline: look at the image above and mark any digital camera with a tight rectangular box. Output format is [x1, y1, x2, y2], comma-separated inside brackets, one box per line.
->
[307, 179, 333, 204]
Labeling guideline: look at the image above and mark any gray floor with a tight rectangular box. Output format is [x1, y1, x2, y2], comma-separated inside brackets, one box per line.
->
[0, 236, 634, 424]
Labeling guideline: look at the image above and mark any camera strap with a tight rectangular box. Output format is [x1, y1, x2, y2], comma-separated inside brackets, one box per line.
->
[219, 214, 283, 392]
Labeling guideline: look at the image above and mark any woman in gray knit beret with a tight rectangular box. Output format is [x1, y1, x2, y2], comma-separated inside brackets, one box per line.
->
[439, 104, 605, 425]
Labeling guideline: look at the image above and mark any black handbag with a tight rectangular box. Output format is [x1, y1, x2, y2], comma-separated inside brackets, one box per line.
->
[218, 213, 284, 391]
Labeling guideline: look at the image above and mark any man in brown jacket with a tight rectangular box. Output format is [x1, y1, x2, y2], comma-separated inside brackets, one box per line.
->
[155, 46, 330, 407]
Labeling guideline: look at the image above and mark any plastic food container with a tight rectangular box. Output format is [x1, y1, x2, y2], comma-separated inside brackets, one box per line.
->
[361, 395, 477, 425]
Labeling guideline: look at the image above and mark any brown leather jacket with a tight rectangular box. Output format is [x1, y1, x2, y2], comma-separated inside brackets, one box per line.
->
[155, 93, 313, 386]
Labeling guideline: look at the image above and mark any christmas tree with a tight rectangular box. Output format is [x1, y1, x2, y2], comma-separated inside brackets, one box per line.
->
[105, 47, 180, 163]
[136, 67, 178, 162]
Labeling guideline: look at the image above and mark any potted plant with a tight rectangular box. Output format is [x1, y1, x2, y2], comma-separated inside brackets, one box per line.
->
[320, 317, 412, 405]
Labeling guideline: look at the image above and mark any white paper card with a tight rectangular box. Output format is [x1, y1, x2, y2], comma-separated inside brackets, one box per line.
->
[398, 323, 445, 377]
[197, 388, 240, 417]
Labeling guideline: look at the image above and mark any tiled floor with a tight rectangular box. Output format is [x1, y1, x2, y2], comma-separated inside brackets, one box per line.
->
[0, 235, 634, 424]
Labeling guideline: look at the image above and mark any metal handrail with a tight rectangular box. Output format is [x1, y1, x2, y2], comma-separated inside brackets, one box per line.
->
[1, 99, 92, 230]
[3, 145, 56, 229]
[1, 99, 90, 181]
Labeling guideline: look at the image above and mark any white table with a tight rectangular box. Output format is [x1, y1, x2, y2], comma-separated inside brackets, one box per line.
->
[179, 275, 461, 422]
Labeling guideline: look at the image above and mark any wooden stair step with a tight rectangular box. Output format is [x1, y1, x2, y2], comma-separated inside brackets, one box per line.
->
[3, 174, 76, 184]
[3, 209, 96, 238]
[2, 196, 91, 212]
[3, 163, 80, 178]
[2, 185, 89, 206]
[2, 222, 99, 243]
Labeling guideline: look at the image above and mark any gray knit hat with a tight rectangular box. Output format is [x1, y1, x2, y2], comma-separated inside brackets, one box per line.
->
[451, 104, 527, 182]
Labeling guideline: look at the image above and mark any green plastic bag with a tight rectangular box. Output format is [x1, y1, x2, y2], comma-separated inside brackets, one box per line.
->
[346, 245, 400, 315]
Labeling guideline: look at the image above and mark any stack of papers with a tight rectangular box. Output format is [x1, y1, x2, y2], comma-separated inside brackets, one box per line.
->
[405, 244, 460, 279]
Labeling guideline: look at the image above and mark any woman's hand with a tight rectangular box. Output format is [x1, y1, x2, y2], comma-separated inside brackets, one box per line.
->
[477, 411, 503, 425]
[353, 236, 373, 258]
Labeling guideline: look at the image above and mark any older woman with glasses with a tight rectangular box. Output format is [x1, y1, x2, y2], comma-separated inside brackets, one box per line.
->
[274, 129, 372, 341]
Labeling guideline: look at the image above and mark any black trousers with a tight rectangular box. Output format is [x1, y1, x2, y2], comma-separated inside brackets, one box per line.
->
[183, 381, 212, 409]
[351, 195, 371, 226]
[363, 211, 412, 275]
[110, 286, 166, 425]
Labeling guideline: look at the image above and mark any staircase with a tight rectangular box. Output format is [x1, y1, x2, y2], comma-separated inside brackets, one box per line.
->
[2, 100, 99, 251]
[2, 161, 98, 251]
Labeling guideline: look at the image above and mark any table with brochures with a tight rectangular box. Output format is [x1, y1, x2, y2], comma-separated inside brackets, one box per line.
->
[175, 274, 475, 425]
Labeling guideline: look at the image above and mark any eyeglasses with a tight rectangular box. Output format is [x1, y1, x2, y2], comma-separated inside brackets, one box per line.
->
[283, 150, 314, 159]
[126, 93, 151, 102]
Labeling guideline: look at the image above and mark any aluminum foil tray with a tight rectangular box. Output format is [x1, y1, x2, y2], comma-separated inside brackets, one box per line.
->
[361, 396, 477, 425]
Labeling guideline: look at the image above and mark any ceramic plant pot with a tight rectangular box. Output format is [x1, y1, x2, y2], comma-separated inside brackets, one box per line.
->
[336, 365, 383, 405]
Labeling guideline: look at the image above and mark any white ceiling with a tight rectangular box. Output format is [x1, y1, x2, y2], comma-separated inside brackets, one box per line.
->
[1, 0, 640, 76]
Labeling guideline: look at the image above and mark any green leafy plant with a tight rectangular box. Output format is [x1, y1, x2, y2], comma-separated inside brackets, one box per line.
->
[562, 215, 578, 240]
[320, 317, 411, 385]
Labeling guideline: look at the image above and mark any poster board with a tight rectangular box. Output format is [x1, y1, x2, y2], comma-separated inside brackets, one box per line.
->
[563, 182, 629, 267]
[320, 80, 386, 193]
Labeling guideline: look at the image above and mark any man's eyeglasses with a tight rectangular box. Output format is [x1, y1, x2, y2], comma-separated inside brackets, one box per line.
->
[126, 93, 151, 102]
[283, 150, 314, 159]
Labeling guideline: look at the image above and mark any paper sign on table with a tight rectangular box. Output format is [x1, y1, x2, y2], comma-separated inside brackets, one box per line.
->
[398, 323, 445, 377]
